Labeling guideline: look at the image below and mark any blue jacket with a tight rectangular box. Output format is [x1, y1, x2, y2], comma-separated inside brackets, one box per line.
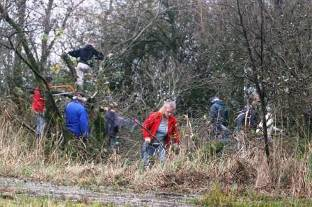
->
[65, 100, 89, 138]
[209, 99, 229, 126]
[68, 44, 104, 66]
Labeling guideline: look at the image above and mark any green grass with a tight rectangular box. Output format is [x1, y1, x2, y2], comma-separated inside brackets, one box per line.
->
[0, 194, 114, 207]
[196, 184, 312, 207]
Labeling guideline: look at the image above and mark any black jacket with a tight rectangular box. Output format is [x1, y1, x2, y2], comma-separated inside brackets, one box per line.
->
[68, 44, 104, 66]
[105, 110, 119, 137]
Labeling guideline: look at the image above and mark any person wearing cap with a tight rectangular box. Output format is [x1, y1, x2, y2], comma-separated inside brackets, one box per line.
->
[209, 96, 230, 140]
[64, 92, 89, 141]
[67, 43, 104, 89]
[141, 100, 180, 168]
[31, 76, 53, 139]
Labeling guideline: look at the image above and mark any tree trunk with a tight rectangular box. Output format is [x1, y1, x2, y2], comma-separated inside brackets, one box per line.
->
[12, 0, 27, 89]
[0, 3, 61, 120]
[40, 0, 54, 71]
[236, 0, 270, 160]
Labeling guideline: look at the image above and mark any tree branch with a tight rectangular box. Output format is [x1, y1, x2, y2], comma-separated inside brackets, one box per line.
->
[236, 0, 270, 159]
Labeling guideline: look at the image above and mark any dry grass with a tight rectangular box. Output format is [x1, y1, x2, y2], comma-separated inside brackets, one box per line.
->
[1, 101, 312, 198]
[0, 195, 107, 207]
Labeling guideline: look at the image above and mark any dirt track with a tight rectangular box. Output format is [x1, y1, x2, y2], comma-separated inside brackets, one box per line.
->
[0, 177, 198, 206]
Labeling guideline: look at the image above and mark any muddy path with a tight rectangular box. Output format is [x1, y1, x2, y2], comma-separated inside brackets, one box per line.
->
[0, 177, 198, 206]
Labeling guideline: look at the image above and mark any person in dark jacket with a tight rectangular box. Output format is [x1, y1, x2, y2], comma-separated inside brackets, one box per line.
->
[104, 102, 138, 150]
[209, 96, 230, 140]
[234, 93, 260, 132]
[234, 105, 258, 132]
[64, 92, 89, 142]
[67, 44, 104, 88]
[104, 102, 120, 150]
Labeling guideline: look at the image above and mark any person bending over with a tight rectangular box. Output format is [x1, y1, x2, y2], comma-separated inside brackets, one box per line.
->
[141, 100, 180, 168]
[64, 92, 89, 143]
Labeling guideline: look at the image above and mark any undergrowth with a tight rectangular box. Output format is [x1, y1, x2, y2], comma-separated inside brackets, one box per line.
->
[1, 100, 312, 199]
[0, 194, 111, 207]
[196, 183, 312, 207]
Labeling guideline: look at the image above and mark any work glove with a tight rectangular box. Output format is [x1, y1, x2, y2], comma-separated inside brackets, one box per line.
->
[141, 139, 150, 157]
[145, 137, 151, 143]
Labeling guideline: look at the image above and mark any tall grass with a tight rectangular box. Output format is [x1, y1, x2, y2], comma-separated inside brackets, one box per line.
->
[1, 101, 312, 197]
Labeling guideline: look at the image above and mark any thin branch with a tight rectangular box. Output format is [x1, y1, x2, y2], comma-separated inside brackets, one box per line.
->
[236, 0, 270, 159]
[0, 3, 61, 118]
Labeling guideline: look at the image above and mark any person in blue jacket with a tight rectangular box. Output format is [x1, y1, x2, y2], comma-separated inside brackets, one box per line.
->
[67, 43, 104, 89]
[65, 92, 89, 142]
[209, 96, 230, 140]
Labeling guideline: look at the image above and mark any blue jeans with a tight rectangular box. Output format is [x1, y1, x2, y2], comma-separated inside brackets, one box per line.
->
[35, 113, 46, 138]
[142, 141, 166, 167]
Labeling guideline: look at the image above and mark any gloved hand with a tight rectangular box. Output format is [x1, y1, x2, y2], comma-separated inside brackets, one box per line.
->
[141, 139, 150, 156]
[145, 137, 151, 143]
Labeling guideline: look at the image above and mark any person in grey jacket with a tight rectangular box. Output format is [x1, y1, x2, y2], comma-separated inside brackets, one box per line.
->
[209, 96, 230, 140]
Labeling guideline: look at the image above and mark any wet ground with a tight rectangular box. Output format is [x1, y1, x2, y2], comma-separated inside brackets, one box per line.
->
[0, 177, 198, 206]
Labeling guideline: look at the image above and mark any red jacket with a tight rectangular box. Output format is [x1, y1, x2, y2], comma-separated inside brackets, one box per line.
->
[32, 87, 45, 113]
[142, 112, 180, 146]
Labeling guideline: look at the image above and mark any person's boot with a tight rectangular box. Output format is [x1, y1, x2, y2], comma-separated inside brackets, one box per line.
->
[82, 137, 88, 144]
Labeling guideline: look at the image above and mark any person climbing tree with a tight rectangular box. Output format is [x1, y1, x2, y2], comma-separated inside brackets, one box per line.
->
[67, 42, 104, 89]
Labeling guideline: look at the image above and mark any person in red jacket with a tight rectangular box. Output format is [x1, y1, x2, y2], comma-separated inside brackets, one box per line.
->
[141, 100, 180, 167]
[31, 77, 52, 139]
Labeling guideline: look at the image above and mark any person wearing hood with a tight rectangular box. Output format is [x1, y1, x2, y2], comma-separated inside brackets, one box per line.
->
[64, 92, 89, 142]
[209, 96, 230, 140]
[67, 42, 104, 89]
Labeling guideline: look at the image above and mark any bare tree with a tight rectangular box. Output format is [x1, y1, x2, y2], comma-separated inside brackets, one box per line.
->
[12, 0, 26, 89]
[0, 0, 86, 120]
